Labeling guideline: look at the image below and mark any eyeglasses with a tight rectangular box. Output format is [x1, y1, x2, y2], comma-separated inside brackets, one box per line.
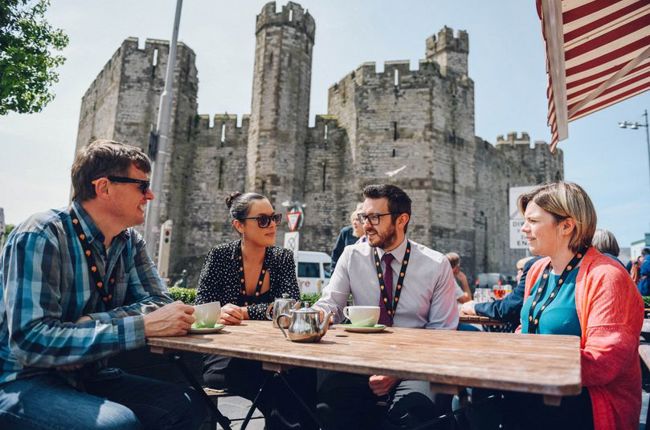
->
[357, 212, 396, 226]
[241, 213, 282, 228]
[106, 176, 150, 194]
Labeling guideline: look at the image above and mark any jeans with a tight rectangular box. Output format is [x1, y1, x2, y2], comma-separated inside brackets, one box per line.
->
[0, 369, 207, 430]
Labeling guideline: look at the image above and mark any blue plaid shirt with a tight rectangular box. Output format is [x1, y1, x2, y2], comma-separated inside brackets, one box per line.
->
[0, 201, 171, 385]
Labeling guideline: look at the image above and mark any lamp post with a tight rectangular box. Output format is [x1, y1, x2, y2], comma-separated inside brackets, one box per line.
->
[619, 109, 650, 194]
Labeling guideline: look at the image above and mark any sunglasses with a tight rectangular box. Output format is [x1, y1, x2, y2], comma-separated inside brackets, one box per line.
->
[106, 176, 151, 194]
[241, 213, 282, 228]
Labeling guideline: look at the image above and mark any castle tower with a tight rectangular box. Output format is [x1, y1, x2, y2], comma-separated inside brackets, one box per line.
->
[246, 2, 315, 206]
[426, 26, 469, 76]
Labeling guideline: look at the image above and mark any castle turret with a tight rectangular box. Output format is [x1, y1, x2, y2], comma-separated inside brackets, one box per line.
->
[426, 26, 469, 77]
[246, 2, 315, 206]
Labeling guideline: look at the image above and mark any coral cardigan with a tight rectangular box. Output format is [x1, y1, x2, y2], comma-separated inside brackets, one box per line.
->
[524, 247, 644, 430]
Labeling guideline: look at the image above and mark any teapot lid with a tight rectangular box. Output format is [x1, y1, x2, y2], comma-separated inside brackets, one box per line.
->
[292, 301, 318, 314]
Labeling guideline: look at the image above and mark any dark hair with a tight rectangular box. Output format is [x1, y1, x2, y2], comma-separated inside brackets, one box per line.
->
[226, 192, 267, 220]
[362, 184, 411, 232]
[643, 248, 650, 256]
[71, 139, 151, 201]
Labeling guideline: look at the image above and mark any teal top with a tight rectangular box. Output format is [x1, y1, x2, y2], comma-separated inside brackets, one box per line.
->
[520, 266, 581, 336]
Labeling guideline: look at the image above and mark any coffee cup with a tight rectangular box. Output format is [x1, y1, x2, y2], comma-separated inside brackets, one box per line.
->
[343, 305, 380, 327]
[193, 301, 221, 328]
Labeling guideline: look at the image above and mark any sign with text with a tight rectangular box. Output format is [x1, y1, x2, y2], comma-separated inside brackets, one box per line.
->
[509, 186, 537, 249]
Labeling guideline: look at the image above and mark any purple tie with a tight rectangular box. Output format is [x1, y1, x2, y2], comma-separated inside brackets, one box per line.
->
[379, 253, 395, 326]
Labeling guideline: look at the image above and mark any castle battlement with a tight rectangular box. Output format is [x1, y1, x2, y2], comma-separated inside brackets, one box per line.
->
[196, 113, 249, 130]
[496, 132, 531, 146]
[426, 26, 469, 56]
[256, 1, 315, 41]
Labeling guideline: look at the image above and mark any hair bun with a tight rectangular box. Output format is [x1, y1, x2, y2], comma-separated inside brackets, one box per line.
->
[225, 192, 242, 209]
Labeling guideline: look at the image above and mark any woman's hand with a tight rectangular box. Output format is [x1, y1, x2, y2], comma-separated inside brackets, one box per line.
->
[460, 300, 477, 316]
[220, 303, 245, 325]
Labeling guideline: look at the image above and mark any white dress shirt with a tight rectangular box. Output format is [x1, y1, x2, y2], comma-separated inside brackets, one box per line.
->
[316, 237, 458, 329]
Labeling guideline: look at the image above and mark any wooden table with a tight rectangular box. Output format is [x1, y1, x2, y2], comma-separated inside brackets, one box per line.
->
[148, 320, 581, 406]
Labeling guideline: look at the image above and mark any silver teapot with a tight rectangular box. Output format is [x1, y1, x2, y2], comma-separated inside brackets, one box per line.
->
[275, 302, 333, 343]
[266, 293, 299, 328]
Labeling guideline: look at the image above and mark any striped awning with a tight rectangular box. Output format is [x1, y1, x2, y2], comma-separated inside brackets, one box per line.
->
[538, 0, 650, 151]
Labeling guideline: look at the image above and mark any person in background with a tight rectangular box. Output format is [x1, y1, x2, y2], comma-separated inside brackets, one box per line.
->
[638, 248, 650, 296]
[506, 182, 643, 429]
[445, 252, 472, 303]
[461, 255, 541, 325]
[591, 228, 625, 268]
[330, 203, 364, 269]
[196, 191, 314, 430]
[0, 140, 206, 429]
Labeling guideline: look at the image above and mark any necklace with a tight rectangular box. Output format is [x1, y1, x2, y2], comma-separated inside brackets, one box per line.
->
[237, 244, 268, 306]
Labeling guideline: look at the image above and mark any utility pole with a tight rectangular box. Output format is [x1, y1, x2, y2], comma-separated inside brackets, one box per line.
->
[144, 0, 183, 259]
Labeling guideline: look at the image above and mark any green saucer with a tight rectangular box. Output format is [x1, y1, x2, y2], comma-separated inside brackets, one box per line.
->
[340, 324, 386, 333]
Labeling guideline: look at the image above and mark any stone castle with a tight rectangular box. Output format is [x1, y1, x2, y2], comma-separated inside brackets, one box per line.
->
[75, 1, 563, 282]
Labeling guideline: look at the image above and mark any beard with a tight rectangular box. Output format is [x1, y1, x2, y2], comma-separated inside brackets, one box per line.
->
[365, 221, 398, 250]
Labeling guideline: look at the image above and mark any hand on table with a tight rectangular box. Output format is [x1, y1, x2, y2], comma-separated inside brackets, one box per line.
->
[369, 374, 400, 396]
[144, 301, 195, 336]
[220, 303, 246, 325]
[460, 301, 477, 316]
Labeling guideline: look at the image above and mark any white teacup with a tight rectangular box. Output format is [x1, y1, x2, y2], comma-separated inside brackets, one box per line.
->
[343, 305, 380, 327]
[193, 301, 221, 328]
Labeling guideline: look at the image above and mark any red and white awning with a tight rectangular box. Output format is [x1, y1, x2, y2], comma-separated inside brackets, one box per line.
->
[538, 0, 650, 151]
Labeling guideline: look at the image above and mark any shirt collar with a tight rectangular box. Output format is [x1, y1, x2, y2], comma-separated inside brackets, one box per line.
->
[70, 201, 129, 246]
[376, 236, 408, 264]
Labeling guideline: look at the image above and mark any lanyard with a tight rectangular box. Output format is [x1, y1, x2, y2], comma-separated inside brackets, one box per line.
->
[237, 244, 268, 305]
[372, 241, 411, 321]
[70, 209, 118, 305]
[526, 247, 588, 334]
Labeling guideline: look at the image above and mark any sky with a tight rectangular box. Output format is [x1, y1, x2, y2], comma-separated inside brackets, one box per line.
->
[0, 0, 648, 248]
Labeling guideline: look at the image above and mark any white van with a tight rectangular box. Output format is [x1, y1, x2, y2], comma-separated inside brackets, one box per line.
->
[296, 251, 332, 294]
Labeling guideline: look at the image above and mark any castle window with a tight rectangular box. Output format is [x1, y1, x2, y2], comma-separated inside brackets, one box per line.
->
[152, 49, 158, 66]
[324, 124, 329, 141]
[220, 123, 226, 146]
[394, 69, 400, 86]
[392, 148, 396, 158]
[288, 53, 292, 68]
[321, 162, 327, 192]
[218, 158, 224, 190]
[392, 121, 398, 141]
[289, 9, 293, 21]
[305, 39, 309, 54]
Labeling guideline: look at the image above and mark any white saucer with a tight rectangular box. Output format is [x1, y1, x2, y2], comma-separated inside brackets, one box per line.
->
[340, 324, 386, 333]
[189, 323, 225, 334]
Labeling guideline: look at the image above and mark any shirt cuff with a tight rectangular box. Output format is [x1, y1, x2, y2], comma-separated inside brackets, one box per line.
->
[117, 315, 147, 350]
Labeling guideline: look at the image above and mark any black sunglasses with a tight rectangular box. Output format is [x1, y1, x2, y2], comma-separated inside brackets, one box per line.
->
[106, 176, 151, 194]
[240, 213, 282, 228]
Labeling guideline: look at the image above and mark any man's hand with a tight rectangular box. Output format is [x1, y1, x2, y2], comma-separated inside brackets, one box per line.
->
[368, 375, 400, 396]
[143, 301, 194, 337]
[220, 303, 245, 325]
[460, 300, 477, 316]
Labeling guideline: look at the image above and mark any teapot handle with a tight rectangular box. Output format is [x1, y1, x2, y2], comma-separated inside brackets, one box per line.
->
[265, 303, 273, 321]
[275, 313, 290, 338]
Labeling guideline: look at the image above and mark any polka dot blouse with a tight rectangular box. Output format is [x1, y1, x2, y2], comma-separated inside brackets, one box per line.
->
[196, 240, 300, 320]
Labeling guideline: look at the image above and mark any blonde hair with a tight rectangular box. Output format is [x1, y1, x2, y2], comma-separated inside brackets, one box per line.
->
[350, 202, 364, 223]
[516, 256, 534, 271]
[518, 182, 596, 253]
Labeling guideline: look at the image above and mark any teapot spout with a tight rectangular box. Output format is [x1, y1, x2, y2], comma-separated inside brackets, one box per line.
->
[318, 311, 334, 339]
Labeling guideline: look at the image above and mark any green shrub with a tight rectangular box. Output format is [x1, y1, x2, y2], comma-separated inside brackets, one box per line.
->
[169, 286, 197, 304]
[300, 292, 321, 307]
[643, 296, 650, 308]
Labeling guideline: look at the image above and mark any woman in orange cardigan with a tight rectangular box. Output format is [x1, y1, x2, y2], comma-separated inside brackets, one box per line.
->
[507, 182, 643, 430]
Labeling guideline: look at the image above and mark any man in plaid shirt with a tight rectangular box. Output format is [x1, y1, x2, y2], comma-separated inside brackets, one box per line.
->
[0, 140, 206, 429]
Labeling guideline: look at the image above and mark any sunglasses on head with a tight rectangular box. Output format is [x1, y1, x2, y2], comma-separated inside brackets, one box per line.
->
[241, 213, 282, 228]
[106, 176, 151, 194]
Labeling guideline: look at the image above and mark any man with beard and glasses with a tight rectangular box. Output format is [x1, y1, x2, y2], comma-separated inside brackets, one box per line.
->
[314, 184, 458, 430]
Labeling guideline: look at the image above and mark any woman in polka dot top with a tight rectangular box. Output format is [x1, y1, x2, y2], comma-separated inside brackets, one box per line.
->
[196, 192, 312, 429]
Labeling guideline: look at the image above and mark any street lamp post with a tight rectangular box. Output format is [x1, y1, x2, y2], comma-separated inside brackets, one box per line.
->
[619, 109, 650, 194]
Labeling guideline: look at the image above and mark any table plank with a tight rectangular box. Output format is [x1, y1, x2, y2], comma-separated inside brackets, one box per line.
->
[147, 320, 581, 397]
